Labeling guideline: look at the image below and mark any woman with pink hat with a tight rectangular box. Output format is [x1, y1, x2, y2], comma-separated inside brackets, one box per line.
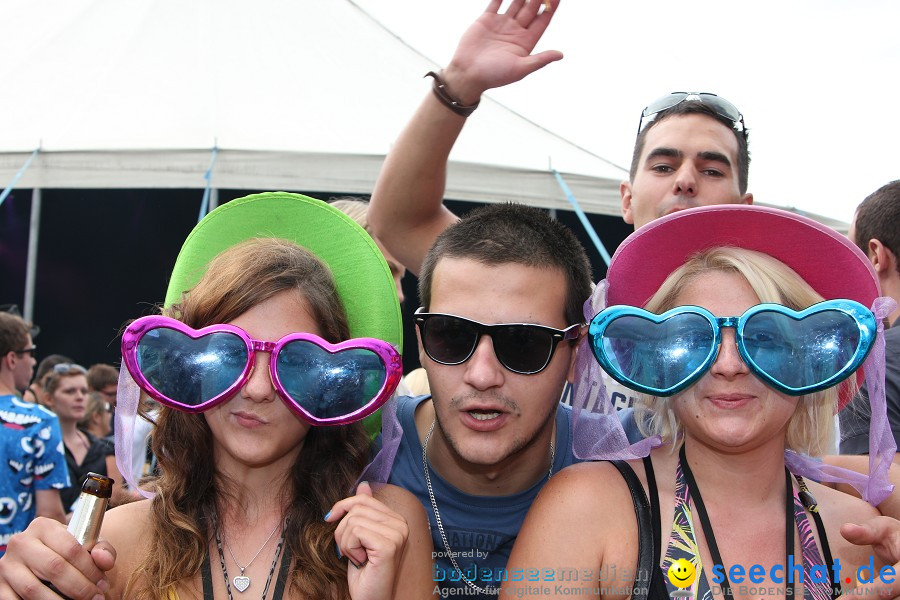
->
[503, 205, 896, 600]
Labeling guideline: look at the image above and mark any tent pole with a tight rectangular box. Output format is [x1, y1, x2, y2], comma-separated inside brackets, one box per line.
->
[0, 148, 40, 209]
[197, 146, 219, 223]
[551, 169, 611, 266]
[209, 188, 219, 212]
[23, 188, 41, 323]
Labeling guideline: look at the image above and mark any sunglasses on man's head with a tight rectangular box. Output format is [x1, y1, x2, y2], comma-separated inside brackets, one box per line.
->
[638, 92, 747, 140]
[121, 315, 402, 426]
[414, 309, 580, 375]
[588, 300, 876, 397]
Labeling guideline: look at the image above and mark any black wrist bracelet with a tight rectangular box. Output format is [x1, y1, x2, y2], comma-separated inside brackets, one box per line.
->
[425, 71, 480, 117]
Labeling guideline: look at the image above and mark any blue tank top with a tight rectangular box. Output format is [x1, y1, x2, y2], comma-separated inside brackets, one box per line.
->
[388, 395, 580, 598]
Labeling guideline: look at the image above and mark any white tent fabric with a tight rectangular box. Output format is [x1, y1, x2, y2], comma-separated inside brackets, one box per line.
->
[0, 0, 628, 214]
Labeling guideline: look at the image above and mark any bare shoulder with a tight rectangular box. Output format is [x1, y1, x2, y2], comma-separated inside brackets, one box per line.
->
[810, 479, 881, 524]
[527, 461, 640, 531]
[101, 499, 153, 595]
[373, 483, 428, 527]
[374, 483, 421, 511]
[504, 461, 641, 598]
[544, 461, 634, 498]
[102, 498, 153, 547]
[806, 479, 880, 569]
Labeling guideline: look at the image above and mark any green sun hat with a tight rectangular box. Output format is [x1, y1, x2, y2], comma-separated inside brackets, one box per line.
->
[164, 191, 403, 437]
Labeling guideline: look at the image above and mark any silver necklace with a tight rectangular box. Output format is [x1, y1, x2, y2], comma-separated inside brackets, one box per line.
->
[422, 419, 555, 595]
[221, 520, 282, 593]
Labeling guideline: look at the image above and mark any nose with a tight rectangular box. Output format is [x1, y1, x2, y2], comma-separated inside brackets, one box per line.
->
[241, 354, 277, 403]
[673, 164, 698, 197]
[461, 335, 506, 391]
[710, 329, 749, 379]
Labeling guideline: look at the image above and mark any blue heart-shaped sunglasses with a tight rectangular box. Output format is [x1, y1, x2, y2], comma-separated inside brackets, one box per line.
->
[588, 300, 876, 397]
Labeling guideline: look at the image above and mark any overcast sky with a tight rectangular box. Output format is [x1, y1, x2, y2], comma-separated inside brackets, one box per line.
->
[352, 0, 900, 224]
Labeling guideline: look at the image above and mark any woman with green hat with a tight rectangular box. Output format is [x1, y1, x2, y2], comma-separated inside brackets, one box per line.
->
[0, 193, 432, 599]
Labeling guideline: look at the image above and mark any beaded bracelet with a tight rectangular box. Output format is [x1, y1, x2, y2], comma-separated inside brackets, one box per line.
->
[424, 71, 480, 117]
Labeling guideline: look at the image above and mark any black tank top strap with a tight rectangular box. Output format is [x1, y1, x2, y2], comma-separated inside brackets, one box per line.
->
[642, 455, 662, 571]
[201, 548, 214, 600]
[608, 460, 669, 600]
[815, 508, 842, 600]
[270, 539, 292, 600]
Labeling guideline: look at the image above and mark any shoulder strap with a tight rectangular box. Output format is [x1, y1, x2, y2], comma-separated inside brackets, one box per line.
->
[814, 510, 842, 600]
[794, 475, 843, 600]
[609, 460, 656, 600]
[201, 549, 214, 600]
[270, 540, 292, 600]
[642, 456, 662, 570]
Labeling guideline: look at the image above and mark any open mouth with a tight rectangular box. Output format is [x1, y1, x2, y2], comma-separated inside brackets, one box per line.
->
[467, 410, 501, 421]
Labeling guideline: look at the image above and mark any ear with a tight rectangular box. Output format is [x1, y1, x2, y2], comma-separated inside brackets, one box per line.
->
[868, 239, 891, 273]
[566, 326, 587, 384]
[414, 325, 423, 357]
[740, 192, 753, 205]
[415, 326, 430, 372]
[620, 180, 635, 225]
[0, 351, 14, 372]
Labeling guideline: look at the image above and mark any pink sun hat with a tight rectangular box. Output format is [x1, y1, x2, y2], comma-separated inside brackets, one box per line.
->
[591, 203, 895, 504]
[606, 204, 879, 309]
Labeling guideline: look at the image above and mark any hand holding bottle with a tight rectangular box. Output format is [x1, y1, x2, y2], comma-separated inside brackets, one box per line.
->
[0, 473, 117, 599]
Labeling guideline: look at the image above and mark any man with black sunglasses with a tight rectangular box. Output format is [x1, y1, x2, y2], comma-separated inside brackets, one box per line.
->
[0, 313, 68, 554]
[379, 202, 592, 597]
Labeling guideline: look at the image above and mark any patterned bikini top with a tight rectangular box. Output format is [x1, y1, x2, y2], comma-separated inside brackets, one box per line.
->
[658, 448, 841, 600]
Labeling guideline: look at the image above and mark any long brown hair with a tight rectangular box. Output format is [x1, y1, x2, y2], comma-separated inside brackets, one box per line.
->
[128, 239, 371, 599]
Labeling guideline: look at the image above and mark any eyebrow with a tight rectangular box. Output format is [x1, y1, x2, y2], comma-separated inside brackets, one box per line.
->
[697, 150, 732, 168]
[645, 147, 733, 168]
[645, 147, 681, 163]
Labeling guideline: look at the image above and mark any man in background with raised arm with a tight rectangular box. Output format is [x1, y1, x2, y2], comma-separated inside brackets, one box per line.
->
[368, 0, 752, 276]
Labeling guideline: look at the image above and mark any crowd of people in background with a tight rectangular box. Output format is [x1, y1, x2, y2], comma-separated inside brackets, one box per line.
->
[0, 1, 898, 599]
[0, 326, 155, 549]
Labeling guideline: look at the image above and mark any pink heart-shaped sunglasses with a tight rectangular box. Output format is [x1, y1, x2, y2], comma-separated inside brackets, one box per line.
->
[121, 315, 402, 426]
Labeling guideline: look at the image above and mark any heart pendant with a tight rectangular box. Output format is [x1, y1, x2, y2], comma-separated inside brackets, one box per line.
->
[233, 575, 250, 592]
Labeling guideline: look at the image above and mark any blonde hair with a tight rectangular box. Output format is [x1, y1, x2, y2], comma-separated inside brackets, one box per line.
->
[633, 247, 839, 456]
[328, 198, 371, 232]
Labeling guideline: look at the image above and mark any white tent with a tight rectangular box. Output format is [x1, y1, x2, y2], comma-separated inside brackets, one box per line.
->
[0, 0, 628, 214]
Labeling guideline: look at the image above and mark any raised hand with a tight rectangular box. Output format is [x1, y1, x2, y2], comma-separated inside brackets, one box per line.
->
[326, 482, 411, 600]
[442, 0, 563, 103]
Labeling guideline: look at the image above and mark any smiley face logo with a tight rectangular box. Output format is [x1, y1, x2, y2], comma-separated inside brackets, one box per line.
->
[667, 558, 696, 589]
